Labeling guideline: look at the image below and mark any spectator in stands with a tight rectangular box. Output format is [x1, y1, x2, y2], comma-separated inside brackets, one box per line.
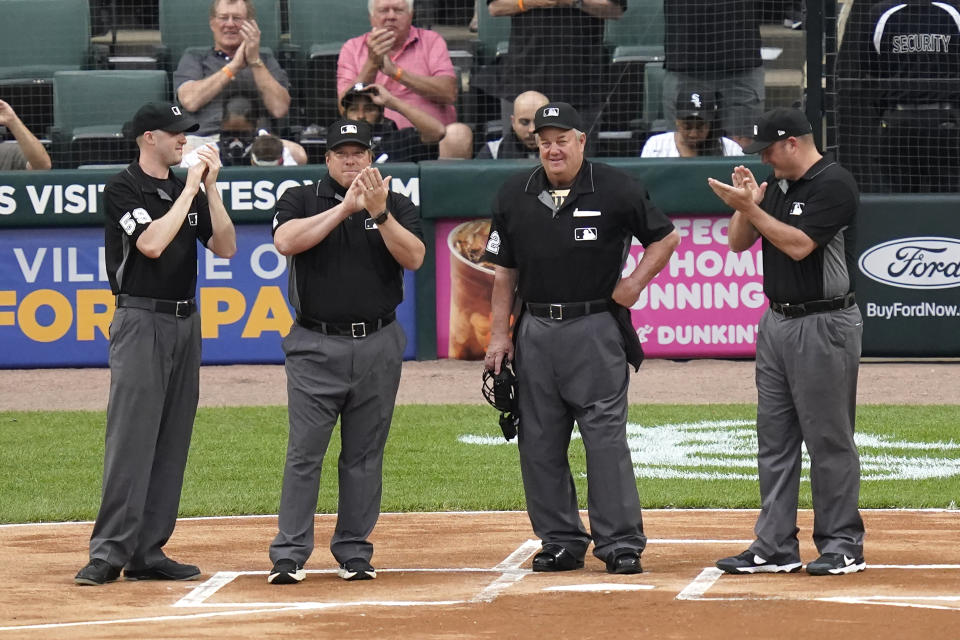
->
[477, 90, 549, 159]
[249, 134, 285, 166]
[663, 1, 765, 148]
[181, 97, 304, 167]
[174, 0, 298, 158]
[337, 0, 473, 159]
[341, 83, 446, 162]
[839, 0, 960, 193]
[486, 0, 625, 150]
[641, 87, 744, 158]
[0, 99, 52, 170]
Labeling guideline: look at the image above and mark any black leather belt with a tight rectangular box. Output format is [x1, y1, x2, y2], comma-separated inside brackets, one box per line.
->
[770, 292, 855, 319]
[298, 311, 396, 338]
[116, 294, 196, 318]
[525, 299, 609, 321]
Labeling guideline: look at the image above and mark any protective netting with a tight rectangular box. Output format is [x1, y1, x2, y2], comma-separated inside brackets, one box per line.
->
[0, 0, 952, 191]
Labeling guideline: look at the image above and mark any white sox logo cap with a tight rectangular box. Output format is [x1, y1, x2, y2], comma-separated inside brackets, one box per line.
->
[533, 102, 583, 133]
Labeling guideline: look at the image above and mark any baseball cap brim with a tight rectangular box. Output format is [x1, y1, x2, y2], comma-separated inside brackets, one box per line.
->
[742, 138, 775, 154]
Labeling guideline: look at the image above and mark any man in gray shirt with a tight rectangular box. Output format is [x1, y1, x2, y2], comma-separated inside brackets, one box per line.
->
[0, 99, 52, 170]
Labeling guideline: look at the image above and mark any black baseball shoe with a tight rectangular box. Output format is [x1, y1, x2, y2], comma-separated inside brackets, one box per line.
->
[268, 558, 305, 584]
[75, 558, 122, 586]
[806, 553, 866, 576]
[606, 549, 643, 575]
[531, 543, 585, 572]
[716, 549, 802, 574]
[124, 558, 201, 581]
[338, 558, 376, 581]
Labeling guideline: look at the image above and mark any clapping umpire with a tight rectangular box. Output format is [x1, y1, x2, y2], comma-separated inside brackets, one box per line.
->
[75, 102, 236, 585]
[267, 120, 424, 585]
[708, 108, 865, 576]
[483, 102, 679, 575]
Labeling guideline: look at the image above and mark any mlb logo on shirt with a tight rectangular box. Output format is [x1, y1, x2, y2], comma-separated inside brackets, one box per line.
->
[188, 212, 198, 226]
[575, 227, 598, 241]
[789, 202, 805, 216]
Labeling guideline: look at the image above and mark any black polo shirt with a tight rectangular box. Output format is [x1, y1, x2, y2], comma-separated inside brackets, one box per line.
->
[863, 0, 960, 104]
[272, 176, 422, 323]
[758, 155, 859, 304]
[664, 0, 762, 73]
[484, 161, 674, 303]
[103, 161, 213, 299]
[490, 0, 626, 105]
[370, 121, 435, 163]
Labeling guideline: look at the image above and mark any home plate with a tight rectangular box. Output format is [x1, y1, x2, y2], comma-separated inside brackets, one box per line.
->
[542, 584, 655, 593]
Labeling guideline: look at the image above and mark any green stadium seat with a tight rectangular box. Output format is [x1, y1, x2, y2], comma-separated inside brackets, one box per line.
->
[642, 61, 668, 132]
[605, 0, 665, 63]
[0, 0, 96, 137]
[476, 4, 510, 65]
[158, 0, 281, 72]
[284, 0, 371, 128]
[52, 69, 169, 167]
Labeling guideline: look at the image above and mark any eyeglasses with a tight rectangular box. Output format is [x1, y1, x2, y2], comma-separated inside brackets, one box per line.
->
[214, 14, 246, 24]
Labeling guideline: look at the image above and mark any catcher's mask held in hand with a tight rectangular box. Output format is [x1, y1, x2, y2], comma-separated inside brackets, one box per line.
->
[482, 361, 520, 441]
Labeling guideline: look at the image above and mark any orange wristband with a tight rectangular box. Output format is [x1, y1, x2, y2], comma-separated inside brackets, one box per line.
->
[221, 66, 235, 81]
[393, 66, 404, 81]
[517, 0, 525, 11]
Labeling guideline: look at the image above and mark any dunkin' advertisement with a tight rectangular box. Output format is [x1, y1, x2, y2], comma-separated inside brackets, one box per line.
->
[435, 216, 768, 359]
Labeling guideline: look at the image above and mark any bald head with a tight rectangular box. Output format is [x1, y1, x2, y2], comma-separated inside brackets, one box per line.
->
[511, 91, 549, 150]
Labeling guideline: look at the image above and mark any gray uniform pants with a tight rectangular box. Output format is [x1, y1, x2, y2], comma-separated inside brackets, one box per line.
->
[269, 321, 405, 567]
[514, 312, 646, 562]
[750, 305, 865, 560]
[89, 307, 201, 570]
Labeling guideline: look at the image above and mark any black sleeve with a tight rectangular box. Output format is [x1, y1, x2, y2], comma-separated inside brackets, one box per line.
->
[620, 173, 674, 247]
[271, 185, 307, 236]
[483, 182, 517, 268]
[194, 187, 213, 248]
[103, 179, 151, 244]
[387, 192, 423, 240]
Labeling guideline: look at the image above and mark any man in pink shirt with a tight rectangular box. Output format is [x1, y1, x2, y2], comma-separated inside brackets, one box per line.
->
[338, 0, 473, 158]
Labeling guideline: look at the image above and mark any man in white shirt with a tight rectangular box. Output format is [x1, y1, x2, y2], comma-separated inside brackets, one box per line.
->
[641, 87, 744, 158]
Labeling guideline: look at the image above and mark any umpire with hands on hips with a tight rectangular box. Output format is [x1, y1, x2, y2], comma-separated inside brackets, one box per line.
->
[483, 102, 679, 575]
[75, 102, 237, 586]
[708, 107, 865, 577]
[266, 120, 425, 585]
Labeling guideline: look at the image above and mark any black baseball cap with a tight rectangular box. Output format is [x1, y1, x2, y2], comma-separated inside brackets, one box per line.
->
[742, 107, 813, 154]
[123, 101, 199, 139]
[533, 102, 583, 133]
[341, 82, 379, 110]
[326, 119, 373, 150]
[675, 86, 718, 120]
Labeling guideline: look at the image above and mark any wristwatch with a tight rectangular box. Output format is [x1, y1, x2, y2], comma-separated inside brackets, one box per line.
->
[373, 210, 389, 225]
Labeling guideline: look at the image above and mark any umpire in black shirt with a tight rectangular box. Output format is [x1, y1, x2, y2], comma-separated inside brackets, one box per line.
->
[483, 103, 679, 575]
[267, 120, 424, 585]
[708, 108, 865, 577]
[75, 102, 236, 586]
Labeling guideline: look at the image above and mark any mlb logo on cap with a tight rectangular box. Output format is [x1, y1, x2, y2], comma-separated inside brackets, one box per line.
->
[326, 119, 373, 150]
[533, 102, 584, 133]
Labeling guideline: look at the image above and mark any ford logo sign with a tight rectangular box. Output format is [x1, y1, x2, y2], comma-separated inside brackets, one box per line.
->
[859, 236, 960, 290]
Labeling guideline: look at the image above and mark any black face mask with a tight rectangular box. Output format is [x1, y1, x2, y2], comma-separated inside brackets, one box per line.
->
[220, 132, 254, 166]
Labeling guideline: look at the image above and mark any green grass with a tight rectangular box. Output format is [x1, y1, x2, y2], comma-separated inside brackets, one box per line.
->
[0, 404, 957, 523]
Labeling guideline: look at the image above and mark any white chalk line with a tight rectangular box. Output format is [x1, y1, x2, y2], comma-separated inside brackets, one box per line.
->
[676, 564, 960, 612]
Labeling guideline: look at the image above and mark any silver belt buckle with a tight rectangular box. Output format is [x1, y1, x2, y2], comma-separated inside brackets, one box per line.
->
[175, 300, 190, 318]
[549, 304, 563, 320]
[351, 322, 367, 338]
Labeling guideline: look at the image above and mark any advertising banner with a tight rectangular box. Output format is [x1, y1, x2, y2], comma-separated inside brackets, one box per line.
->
[0, 225, 417, 367]
[435, 216, 766, 360]
[855, 197, 960, 357]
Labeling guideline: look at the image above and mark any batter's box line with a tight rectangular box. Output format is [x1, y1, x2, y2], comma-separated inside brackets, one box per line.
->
[175, 539, 542, 609]
[677, 565, 960, 608]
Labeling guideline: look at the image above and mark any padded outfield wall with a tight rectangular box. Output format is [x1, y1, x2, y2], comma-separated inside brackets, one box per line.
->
[0, 159, 957, 367]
